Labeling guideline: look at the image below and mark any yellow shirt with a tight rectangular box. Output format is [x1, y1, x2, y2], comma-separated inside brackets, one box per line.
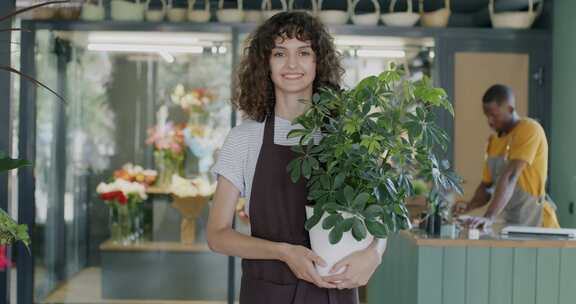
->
[482, 118, 548, 197]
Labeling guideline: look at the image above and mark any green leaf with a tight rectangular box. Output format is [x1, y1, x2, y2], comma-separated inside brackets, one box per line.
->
[0, 155, 31, 172]
[344, 185, 355, 203]
[340, 218, 355, 232]
[329, 224, 344, 244]
[353, 192, 370, 210]
[302, 158, 312, 179]
[287, 129, 308, 139]
[305, 212, 322, 230]
[324, 203, 343, 213]
[364, 204, 384, 219]
[322, 214, 343, 230]
[334, 173, 345, 188]
[290, 159, 302, 183]
[320, 175, 331, 189]
[352, 218, 367, 241]
[366, 220, 388, 238]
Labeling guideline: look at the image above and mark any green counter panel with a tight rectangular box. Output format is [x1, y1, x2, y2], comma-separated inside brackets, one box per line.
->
[368, 233, 576, 304]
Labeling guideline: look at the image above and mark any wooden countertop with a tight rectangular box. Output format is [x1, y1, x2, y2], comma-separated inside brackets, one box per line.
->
[100, 240, 211, 252]
[400, 230, 576, 248]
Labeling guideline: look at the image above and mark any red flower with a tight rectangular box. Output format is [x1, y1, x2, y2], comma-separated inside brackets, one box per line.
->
[0, 246, 12, 270]
[100, 191, 128, 205]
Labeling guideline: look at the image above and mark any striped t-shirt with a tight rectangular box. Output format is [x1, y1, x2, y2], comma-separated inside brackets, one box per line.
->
[211, 116, 322, 215]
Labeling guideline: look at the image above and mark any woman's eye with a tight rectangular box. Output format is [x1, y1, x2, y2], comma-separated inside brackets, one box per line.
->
[273, 52, 285, 57]
[299, 51, 311, 56]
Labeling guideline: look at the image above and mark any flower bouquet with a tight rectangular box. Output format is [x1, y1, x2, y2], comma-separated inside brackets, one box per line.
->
[146, 106, 187, 187]
[97, 178, 148, 243]
[169, 175, 216, 243]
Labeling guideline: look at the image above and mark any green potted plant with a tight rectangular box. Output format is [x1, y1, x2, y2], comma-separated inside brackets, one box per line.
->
[0, 153, 31, 254]
[1, 1, 69, 269]
[287, 66, 462, 275]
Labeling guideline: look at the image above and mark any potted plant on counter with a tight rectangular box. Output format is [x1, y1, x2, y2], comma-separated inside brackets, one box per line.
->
[287, 65, 462, 275]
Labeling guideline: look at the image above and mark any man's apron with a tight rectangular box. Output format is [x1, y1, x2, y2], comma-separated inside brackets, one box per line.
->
[486, 139, 559, 228]
[239, 115, 358, 304]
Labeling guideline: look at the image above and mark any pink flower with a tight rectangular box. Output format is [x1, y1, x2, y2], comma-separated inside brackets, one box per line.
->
[0, 246, 12, 270]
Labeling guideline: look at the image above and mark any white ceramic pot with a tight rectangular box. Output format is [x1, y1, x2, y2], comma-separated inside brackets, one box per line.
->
[261, 0, 287, 21]
[288, 0, 317, 16]
[111, 0, 145, 21]
[317, 0, 348, 25]
[490, 0, 542, 29]
[81, 0, 105, 21]
[145, 0, 166, 21]
[305, 206, 374, 277]
[217, 0, 244, 23]
[350, 0, 380, 26]
[381, 0, 419, 27]
[188, 0, 211, 23]
[420, 0, 450, 28]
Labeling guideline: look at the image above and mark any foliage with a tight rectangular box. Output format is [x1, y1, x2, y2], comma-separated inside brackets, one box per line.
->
[288, 66, 462, 244]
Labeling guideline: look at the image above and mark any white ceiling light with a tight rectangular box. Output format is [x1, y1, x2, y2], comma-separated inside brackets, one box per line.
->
[158, 52, 175, 63]
[356, 50, 406, 58]
[88, 32, 200, 45]
[87, 44, 203, 54]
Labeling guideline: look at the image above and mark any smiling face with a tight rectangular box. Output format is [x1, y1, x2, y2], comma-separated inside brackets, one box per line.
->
[269, 37, 317, 95]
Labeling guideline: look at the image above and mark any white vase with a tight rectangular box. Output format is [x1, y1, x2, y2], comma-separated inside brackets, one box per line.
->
[305, 206, 374, 277]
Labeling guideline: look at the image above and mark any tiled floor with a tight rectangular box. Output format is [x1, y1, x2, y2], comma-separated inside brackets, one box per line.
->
[42, 267, 231, 304]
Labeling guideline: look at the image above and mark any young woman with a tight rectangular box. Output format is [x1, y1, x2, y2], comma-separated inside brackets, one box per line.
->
[208, 12, 385, 303]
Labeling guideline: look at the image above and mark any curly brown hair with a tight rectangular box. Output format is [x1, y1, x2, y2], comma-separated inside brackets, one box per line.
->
[233, 12, 344, 122]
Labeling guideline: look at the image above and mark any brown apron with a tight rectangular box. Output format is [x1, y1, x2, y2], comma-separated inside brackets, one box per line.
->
[240, 115, 358, 304]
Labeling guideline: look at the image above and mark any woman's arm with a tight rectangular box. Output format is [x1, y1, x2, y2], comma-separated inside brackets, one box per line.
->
[207, 176, 336, 288]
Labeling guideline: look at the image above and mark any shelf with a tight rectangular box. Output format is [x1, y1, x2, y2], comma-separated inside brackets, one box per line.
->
[21, 19, 550, 41]
[100, 239, 211, 252]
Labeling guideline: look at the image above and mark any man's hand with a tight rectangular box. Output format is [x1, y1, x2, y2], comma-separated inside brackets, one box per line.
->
[452, 200, 469, 215]
[322, 247, 381, 289]
[464, 216, 493, 230]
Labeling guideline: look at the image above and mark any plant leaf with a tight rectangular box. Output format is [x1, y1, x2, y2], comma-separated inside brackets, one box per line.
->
[0, 155, 31, 172]
[366, 220, 388, 238]
[352, 192, 370, 210]
[352, 218, 367, 241]
[322, 214, 343, 230]
[329, 223, 344, 244]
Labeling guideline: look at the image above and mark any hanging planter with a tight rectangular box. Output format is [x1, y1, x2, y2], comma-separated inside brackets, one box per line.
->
[216, 0, 245, 23]
[167, 0, 187, 22]
[111, 0, 145, 21]
[145, 0, 167, 22]
[318, 0, 349, 25]
[81, 0, 105, 21]
[381, 0, 420, 27]
[188, 0, 211, 23]
[288, 0, 317, 16]
[350, 0, 380, 26]
[490, 0, 542, 29]
[420, 0, 450, 28]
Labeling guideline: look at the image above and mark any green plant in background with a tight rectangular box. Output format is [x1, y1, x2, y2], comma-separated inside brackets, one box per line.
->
[288, 65, 462, 244]
[0, 1, 69, 251]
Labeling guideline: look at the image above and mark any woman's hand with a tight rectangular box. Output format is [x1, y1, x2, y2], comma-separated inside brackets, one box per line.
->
[322, 247, 381, 289]
[280, 244, 337, 289]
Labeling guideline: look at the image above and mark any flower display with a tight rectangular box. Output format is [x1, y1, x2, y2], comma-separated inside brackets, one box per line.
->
[113, 163, 157, 186]
[146, 121, 186, 156]
[97, 178, 148, 203]
[169, 175, 216, 198]
[170, 84, 215, 114]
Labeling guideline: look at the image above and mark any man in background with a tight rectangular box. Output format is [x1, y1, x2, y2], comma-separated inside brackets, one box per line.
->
[453, 84, 560, 229]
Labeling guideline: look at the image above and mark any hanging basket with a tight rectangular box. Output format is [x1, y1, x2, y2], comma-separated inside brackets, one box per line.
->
[350, 0, 380, 26]
[216, 0, 245, 23]
[318, 0, 349, 25]
[420, 0, 450, 28]
[81, 0, 105, 21]
[145, 0, 167, 22]
[381, 0, 420, 27]
[490, 0, 542, 29]
[188, 0, 211, 22]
